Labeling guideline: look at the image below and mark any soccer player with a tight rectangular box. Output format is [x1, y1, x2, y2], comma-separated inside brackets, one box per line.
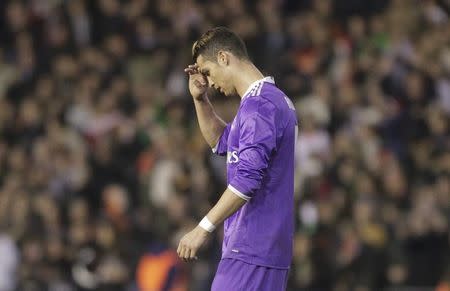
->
[177, 27, 297, 291]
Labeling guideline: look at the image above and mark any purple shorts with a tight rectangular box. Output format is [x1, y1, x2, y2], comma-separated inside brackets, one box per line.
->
[211, 258, 289, 291]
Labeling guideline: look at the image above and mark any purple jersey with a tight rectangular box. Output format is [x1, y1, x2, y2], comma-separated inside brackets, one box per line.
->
[212, 77, 298, 269]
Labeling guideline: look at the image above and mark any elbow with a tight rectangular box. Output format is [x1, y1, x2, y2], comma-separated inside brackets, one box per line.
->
[229, 169, 265, 199]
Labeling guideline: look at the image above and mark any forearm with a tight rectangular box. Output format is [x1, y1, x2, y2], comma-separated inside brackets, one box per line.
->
[205, 188, 247, 227]
[193, 93, 227, 148]
[178, 188, 247, 261]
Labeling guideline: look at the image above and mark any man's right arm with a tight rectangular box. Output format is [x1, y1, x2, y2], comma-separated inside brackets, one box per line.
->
[185, 63, 227, 149]
[193, 94, 227, 148]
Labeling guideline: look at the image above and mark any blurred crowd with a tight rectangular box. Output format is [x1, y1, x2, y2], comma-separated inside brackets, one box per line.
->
[0, 0, 449, 290]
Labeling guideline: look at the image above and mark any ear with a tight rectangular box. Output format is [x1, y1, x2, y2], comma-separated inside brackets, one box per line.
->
[217, 51, 229, 66]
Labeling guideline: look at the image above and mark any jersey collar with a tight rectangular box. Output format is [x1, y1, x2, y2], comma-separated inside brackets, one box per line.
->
[242, 76, 275, 100]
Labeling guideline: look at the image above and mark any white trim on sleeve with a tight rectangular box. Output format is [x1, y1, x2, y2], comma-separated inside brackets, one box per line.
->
[228, 184, 251, 201]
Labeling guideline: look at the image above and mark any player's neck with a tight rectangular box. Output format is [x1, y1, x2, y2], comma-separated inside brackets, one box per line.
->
[233, 62, 264, 99]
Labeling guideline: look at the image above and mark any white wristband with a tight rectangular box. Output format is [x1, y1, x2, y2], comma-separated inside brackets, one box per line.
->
[199, 216, 216, 232]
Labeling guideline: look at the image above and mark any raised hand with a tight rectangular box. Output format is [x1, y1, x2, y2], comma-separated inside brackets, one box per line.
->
[184, 64, 208, 101]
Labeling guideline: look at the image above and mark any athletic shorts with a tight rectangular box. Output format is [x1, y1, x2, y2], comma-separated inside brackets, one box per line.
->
[211, 258, 289, 291]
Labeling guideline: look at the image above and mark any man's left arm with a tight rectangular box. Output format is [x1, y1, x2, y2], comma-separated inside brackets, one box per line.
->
[177, 188, 246, 262]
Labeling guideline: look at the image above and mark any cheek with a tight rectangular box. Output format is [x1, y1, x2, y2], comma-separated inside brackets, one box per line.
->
[221, 73, 232, 87]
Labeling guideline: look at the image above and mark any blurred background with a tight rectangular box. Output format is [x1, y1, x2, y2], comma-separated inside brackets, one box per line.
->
[0, 0, 449, 290]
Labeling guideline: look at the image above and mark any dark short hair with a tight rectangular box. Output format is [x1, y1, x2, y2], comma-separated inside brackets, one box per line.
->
[192, 27, 249, 62]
